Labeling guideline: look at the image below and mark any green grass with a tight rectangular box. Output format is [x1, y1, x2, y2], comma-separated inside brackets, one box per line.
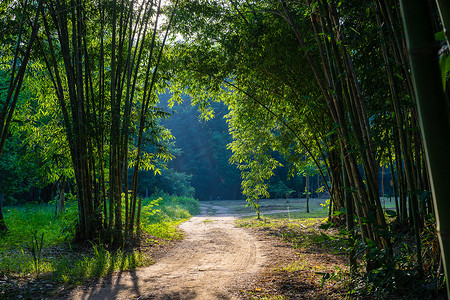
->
[236, 215, 349, 299]
[210, 197, 397, 217]
[1, 204, 71, 251]
[206, 207, 218, 215]
[50, 244, 153, 285]
[263, 209, 327, 219]
[207, 198, 330, 216]
[143, 220, 186, 239]
[139, 194, 200, 239]
[237, 216, 325, 230]
[248, 294, 285, 300]
[282, 259, 306, 272]
[236, 215, 345, 253]
[0, 243, 152, 283]
[0, 194, 200, 296]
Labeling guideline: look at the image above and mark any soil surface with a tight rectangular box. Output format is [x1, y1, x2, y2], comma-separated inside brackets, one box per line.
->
[68, 203, 269, 300]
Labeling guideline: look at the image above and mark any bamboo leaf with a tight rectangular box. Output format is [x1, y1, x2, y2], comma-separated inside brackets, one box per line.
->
[439, 52, 449, 91]
[385, 210, 396, 217]
[435, 31, 446, 42]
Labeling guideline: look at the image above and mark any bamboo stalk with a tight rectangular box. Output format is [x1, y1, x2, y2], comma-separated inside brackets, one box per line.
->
[399, 0, 450, 290]
[436, 0, 450, 48]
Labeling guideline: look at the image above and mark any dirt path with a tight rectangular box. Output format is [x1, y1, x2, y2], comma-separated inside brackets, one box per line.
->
[68, 204, 266, 299]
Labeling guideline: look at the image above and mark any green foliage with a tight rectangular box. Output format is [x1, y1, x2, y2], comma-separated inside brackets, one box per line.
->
[318, 266, 346, 288]
[0, 204, 76, 277]
[160, 97, 241, 200]
[51, 245, 153, 285]
[1, 204, 73, 250]
[347, 240, 434, 298]
[14, 78, 73, 184]
[0, 0, 445, 297]
[168, 0, 333, 211]
[139, 194, 200, 239]
[0, 57, 72, 205]
[138, 167, 195, 198]
[0, 132, 42, 205]
[267, 209, 327, 220]
[58, 198, 81, 241]
[320, 199, 330, 212]
[0, 195, 199, 251]
[269, 181, 295, 199]
[439, 51, 450, 91]
[29, 230, 44, 277]
[135, 194, 199, 239]
[437, 29, 450, 91]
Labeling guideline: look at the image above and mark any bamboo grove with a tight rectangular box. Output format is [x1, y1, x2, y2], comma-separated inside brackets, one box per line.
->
[0, 0, 178, 243]
[1, 0, 450, 295]
[166, 0, 450, 292]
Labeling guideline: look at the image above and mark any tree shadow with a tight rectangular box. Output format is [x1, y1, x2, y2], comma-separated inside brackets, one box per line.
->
[141, 289, 197, 299]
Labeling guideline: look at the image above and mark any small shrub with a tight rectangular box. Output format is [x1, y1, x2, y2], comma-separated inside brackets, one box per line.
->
[139, 194, 199, 239]
[30, 230, 44, 277]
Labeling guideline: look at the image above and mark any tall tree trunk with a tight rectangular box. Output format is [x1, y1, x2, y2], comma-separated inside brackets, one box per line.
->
[342, 147, 356, 276]
[305, 174, 310, 213]
[130, 0, 178, 236]
[282, 0, 392, 259]
[399, 0, 450, 291]
[387, 143, 400, 217]
[59, 177, 66, 214]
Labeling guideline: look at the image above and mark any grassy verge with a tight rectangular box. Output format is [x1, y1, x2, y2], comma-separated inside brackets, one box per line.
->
[236, 201, 442, 300]
[237, 216, 344, 253]
[140, 194, 200, 239]
[236, 215, 349, 299]
[0, 195, 199, 298]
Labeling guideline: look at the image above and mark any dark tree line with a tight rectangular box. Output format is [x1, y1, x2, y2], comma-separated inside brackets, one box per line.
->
[160, 95, 242, 201]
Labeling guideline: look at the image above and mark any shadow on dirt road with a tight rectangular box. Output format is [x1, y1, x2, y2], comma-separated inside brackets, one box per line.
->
[68, 203, 266, 300]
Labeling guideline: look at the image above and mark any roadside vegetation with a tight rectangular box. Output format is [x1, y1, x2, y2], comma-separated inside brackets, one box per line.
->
[238, 216, 347, 300]
[0, 195, 199, 299]
[237, 199, 442, 299]
[1, 0, 450, 298]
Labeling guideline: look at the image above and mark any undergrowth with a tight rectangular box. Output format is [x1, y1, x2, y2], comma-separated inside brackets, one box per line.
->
[237, 215, 445, 299]
[237, 216, 349, 299]
[1, 203, 72, 250]
[140, 194, 200, 239]
[0, 194, 199, 298]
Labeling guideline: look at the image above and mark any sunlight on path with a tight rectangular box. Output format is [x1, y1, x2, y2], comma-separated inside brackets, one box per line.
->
[68, 204, 266, 299]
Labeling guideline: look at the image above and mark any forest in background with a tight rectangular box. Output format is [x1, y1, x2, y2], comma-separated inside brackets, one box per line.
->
[1, 0, 450, 298]
[3, 88, 385, 203]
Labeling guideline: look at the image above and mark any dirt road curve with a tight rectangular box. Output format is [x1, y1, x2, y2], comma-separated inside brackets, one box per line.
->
[69, 204, 266, 300]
